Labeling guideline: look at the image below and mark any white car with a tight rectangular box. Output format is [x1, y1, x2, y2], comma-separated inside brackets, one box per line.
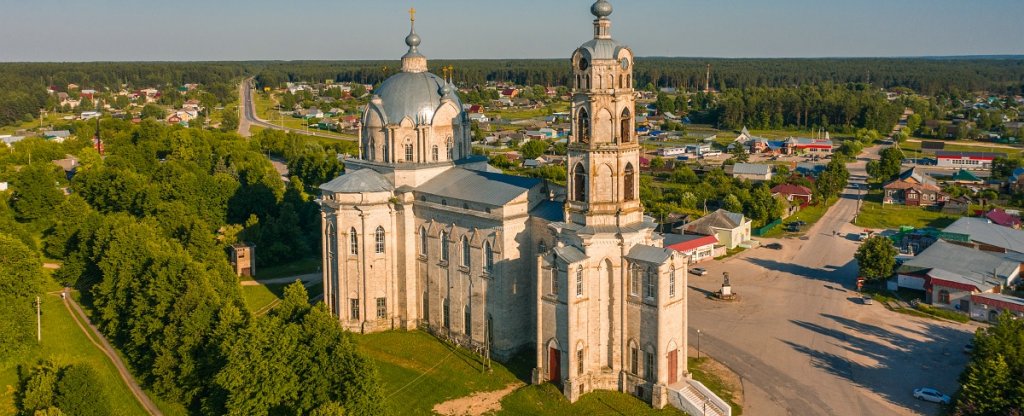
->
[913, 387, 950, 404]
[690, 267, 707, 276]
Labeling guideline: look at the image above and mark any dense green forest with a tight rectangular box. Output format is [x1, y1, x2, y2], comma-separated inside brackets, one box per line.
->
[0, 120, 383, 415]
[2, 57, 1022, 127]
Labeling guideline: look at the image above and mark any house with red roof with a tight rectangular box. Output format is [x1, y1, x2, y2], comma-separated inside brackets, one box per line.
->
[664, 234, 720, 264]
[771, 184, 813, 205]
[935, 151, 1004, 170]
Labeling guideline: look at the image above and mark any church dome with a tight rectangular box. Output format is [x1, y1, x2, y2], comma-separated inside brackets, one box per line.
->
[373, 71, 460, 125]
[591, 0, 613, 18]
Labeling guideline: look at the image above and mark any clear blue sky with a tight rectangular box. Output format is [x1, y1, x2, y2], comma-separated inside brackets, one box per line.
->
[1, 0, 1022, 61]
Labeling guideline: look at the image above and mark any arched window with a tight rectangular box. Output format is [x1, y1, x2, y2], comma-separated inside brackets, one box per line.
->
[420, 226, 428, 257]
[577, 343, 585, 375]
[374, 226, 385, 254]
[669, 266, 677, 298]
[577, 108, 591, 143]
[464, 304, 472, 336]
[620, 109, 632, 143]
[624, 163, 635, 202]
[440, 230, 450, 262]
[573, 163, 587, 202]
[461, 236, 471, 268]
[432, 145, 439, 162]
[404, 143, 414, 162]
[576, 74, 581, 89]
[350, 228, 358, 255]
[938, 290, 950, 304]
[447, 138, 454, 160]
[484, 242, 494, 273]
[629, 340, 639, 374]
[619, 75, 624, 89]
[629, 263, 640, 296]
[644, 347, 655, 381]
[576, 266, 584, 298]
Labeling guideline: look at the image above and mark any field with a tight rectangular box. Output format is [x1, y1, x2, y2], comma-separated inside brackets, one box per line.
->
[855, 192, 959, 229]
[252, 92, 356, 139]
[761, 198, 836, 238]
[354, 331, 688, 416]
[0, 276, 148, 416]
[901, 139, 1024, 159]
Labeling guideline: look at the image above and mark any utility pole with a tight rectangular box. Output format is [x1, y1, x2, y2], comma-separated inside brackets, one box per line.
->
[36, 296, 41, 343]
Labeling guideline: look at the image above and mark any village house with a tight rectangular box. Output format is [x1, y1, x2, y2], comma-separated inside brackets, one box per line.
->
[883, 167, 949, 206]
[896, 241, 1020, 312]
[664, 234, 720, 264]
[771, 184, 813, 205]
[682, 209, 753, 250]
[944, 217, 1024, 253]
[970, 293, 1024, 322]
[729, 163, 772, 181]
[985, 209, 1022, 229]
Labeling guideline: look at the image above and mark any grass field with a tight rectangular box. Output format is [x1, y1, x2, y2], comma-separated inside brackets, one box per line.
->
[901, 139, 1024, 159]
[855, 192, 959, 229]
[688, 357, 743, 416]
[253, 257, 320, 281]
[491, 102, 570, 120]
[355, 331, 689, 416]
[0, 276, 148, 416]
[761, 198, 836, 238]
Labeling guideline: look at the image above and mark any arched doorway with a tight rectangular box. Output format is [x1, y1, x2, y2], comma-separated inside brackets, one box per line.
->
[547, 339, 561, 383]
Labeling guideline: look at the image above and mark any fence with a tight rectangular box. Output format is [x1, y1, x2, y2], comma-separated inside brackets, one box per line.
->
[753, 219, 783, 236]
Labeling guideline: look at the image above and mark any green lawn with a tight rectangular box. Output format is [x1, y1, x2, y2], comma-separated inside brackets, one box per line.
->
[253, 256, 320, 281]
[761, 198, 836, 238]
[355, 331, 689, 415]
[901, 139, 1024, 159]
[500, 384, 685, 415]
[855, 200, 959, 229]
[240, 281, 325, 314]
[0, 276, 148, 416]
[688, 357, 743, 416]
[491, 102, 570, 120]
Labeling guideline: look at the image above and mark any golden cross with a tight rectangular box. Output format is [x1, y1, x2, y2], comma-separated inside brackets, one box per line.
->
[409, 7, 416, 22]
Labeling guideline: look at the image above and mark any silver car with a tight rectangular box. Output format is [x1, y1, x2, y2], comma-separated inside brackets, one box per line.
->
[690, 267, 707, 276]
[913, 387, 950, 404]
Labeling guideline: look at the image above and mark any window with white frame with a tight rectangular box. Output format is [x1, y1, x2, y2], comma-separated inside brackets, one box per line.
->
[576, 266, 584, 298]
[376, 297, 386, 319]
[350, 228, 358, 256]
[375, 226, 385, 254]
[669, 267, 677, 298]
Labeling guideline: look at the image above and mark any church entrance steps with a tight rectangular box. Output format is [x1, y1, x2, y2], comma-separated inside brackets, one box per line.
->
[668, 380, 730, 416]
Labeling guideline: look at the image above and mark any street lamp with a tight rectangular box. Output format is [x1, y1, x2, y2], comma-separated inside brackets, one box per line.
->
[696, 329, 701, 359]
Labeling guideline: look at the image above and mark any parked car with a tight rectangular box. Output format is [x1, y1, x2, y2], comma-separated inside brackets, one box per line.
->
[765, 243, 783, 250]
[862, 295, 874, 305]
[858, 232, 870, 241]
[690, 267, 707, 276]
[913, 388, 951, 404]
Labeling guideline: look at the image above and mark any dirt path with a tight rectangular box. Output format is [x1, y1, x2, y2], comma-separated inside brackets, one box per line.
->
[432, 381, 525, 416]
[62, 291, 163, 416]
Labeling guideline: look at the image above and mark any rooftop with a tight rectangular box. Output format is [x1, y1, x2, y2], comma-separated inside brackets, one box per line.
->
[944, 216, 1024, 252]
[898, 240, 1019, 284]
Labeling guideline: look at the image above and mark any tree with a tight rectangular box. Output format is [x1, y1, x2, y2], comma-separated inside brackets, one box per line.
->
[870, 147, 904, 182]
[0, 234, 43, 356]
[221, 109, 239, 132]
[816, 159, 849, 201]
[722, 194, 743, 213]
[11, 163, 64, 222]
[649, 157, 666, 170]
[17, 360, 61, 414]
[729, 144, 749, 163]
[54, 364, 112, 416]
[855, 236, 898, 280]
[520, 140, 548, 159]
[141, 104, 166, 120]
[992, 157, 1022, 180]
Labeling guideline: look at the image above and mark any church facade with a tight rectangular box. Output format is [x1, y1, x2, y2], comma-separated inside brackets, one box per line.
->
[318, 1, 688, 407]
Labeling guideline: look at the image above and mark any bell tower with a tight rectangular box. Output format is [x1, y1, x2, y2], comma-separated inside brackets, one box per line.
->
[567, 0, 642, 227]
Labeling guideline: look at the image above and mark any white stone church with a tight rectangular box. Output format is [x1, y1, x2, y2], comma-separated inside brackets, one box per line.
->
[318, 1, 688, 407]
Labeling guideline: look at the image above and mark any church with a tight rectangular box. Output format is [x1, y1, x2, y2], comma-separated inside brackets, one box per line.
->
[318, 1, 689, 407]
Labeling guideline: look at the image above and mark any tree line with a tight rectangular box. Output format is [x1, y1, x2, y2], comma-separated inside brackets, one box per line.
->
[1, 119, 384, 415]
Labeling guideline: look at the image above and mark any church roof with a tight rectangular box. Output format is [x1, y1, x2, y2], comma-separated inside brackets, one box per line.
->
[372, 71, 459, 124]
[578, 38, 626, 60]
[626, 245, 674, 265]
[416, 168, 542, 206]
[319, 169, 393, 194]
[530, 200, 565, 223]
[553, 245, 588, 264]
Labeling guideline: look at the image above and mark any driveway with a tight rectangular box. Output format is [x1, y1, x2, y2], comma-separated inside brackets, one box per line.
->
[687, 144, 977, 415]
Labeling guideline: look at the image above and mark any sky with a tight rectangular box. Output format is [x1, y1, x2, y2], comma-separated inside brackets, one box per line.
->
[0, 0, 1022, 62]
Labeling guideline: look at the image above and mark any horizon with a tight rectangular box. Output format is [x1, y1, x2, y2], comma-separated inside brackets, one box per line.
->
[1, 0, 1023, 62]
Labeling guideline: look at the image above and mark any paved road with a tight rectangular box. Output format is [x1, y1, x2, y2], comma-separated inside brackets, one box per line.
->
[237, 78, 356, 142]
[688, 144, 977, 415]
[62, 291, 163, 416]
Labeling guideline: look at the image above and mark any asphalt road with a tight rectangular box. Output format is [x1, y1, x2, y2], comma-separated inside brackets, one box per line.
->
[688, 144, 978, 415]
[237, 78, 356, 142]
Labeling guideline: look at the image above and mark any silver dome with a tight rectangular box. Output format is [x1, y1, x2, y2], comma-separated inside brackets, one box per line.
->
[578, 38, 626, 60]
[591, 0, 613, 18]
[372, 71, 462, 124]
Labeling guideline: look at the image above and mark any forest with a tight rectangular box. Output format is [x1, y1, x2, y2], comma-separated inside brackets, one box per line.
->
[0, 120, 382, 415]
[2, 57, 1022, 127]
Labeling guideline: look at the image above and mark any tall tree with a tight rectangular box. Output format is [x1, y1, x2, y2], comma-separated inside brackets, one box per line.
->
[0, 233, 43, 356]
[855, 236, 898, 280]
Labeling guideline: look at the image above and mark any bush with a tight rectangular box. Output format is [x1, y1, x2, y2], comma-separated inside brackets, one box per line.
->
[54, 364, 111, 416]
[915, 304, 970, 323]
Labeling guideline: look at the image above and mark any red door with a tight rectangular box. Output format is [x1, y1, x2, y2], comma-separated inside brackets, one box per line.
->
[549, 348, 561, 382]
[667, 349, 678, 384]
